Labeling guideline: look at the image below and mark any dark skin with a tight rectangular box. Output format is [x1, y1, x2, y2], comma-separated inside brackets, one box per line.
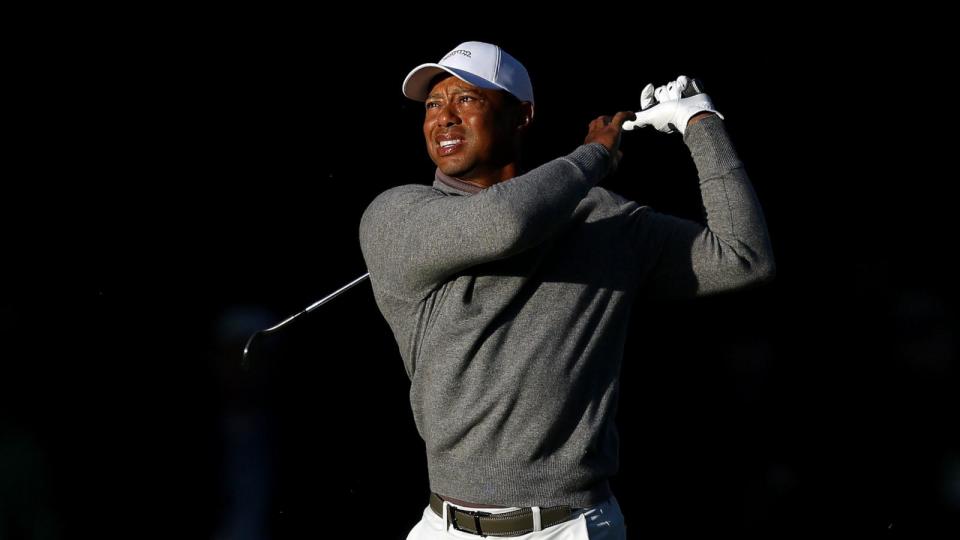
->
[584, 111, 636, 172]
[424, 74, 533, 189]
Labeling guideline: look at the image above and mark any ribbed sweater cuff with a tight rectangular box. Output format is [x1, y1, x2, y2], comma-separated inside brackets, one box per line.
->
[561, 143, 611, 186]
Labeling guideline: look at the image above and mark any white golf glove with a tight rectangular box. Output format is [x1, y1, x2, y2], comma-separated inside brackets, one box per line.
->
[621, 75, 724, 135]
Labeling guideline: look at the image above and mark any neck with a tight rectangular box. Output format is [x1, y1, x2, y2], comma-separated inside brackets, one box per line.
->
[459, 161, 521, 189]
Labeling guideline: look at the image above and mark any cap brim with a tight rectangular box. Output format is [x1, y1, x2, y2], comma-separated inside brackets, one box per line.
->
[402, 63, 505, 101]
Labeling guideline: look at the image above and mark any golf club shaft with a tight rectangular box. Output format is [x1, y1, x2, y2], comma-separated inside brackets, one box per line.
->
[241, 272, 371, 368]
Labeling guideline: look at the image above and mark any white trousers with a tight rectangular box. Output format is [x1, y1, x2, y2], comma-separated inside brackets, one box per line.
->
[405, 494, 627, 539]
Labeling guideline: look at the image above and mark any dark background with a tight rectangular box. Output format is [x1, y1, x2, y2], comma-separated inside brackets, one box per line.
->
[2, 12, 956, 539]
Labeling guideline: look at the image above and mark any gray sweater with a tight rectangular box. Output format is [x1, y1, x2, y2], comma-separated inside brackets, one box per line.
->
[358, 115, 775, 508]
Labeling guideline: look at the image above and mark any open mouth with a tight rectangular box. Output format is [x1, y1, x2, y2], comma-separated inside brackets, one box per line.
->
[438, 138, 464, 156]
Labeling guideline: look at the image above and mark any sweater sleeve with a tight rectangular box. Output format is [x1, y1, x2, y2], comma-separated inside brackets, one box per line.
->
[629, 114, 776, 300]
[359, 143, 611, 299]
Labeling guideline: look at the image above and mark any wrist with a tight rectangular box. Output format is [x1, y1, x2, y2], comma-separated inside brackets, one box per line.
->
[687, 111, 716, 128]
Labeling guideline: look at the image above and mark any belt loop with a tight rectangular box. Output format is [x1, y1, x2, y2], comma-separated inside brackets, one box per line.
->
[531, 505, 542, 531]
[442, 500, 451, 532]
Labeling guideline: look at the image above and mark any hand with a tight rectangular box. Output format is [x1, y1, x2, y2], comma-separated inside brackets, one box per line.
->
[621, 75, 724, 135]
[584, 111, 636, 173]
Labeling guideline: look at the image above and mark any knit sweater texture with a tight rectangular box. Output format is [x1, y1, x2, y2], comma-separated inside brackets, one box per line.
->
[358, 115, 775, 508]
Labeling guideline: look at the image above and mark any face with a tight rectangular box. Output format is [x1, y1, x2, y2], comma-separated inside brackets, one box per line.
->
[423, 74, 520, 182]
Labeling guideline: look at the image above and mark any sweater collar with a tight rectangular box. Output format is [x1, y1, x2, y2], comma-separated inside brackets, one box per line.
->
[432, 168, 485, 195]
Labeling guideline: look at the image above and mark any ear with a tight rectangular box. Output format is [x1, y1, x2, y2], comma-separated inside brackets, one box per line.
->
[516, 102, 534, 133]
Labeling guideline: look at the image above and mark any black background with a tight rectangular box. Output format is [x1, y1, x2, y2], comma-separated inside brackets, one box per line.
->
[2, 11, 956, 539]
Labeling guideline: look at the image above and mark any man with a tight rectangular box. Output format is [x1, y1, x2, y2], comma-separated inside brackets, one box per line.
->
[358, 41, 775, 539]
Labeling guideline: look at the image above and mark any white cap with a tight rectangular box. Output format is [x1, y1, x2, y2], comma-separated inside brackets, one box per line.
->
[402, 41, 534, 105]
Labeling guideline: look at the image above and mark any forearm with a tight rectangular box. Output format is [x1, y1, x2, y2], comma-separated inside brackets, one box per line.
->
[637, 114, 775, 300]
[686, 111, 715, 128]
[685, 114, 776, 289]
[507, 143, 611, 251]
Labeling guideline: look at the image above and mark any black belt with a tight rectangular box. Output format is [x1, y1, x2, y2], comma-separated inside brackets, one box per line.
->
[429, 492, 576, 537]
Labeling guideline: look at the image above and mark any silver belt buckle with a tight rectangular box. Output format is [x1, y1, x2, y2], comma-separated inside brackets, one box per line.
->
[450, 506, 492, 537]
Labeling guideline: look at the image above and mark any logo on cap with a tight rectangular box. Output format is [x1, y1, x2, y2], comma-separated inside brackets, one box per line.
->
[402, 41, 535, 106]
[442, 49, 472, 62]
